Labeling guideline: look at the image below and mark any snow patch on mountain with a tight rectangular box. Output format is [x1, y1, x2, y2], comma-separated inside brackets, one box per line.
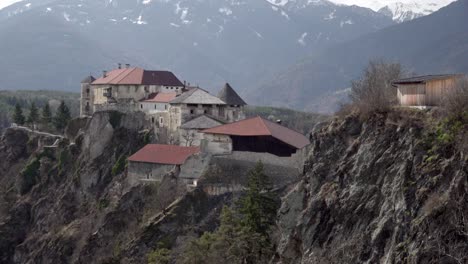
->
[265, 0, 290, 6]
[328, 0, 456, 22]
[298, 32, 308, 46]
[0, 0, 24, 10]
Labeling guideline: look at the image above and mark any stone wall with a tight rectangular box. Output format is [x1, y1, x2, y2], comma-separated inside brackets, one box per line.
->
[127, 161, 175, 185]
[200, 134, 232, 155]
[203, 151, 302, 186]
[176, 151, 303, 195]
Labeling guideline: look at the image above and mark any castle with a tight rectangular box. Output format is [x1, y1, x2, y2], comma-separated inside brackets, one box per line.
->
[80, 64, 246, 145]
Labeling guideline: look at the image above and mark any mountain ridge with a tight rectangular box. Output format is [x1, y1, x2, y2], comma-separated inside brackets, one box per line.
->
[250, 0, 468, 113]
[0, 0, 393, 95]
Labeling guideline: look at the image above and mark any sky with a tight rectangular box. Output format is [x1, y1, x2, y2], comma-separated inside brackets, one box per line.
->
[0, 0, 23, 10]
[328, 0, 457, 11]
[0, 0, 458, 12]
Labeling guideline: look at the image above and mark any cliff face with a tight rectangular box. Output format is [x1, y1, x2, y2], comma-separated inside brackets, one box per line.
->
[275, 111, 468, 263]
[0, 111, 199, 264]
[1, 110, 466, 264]
[0, 111, 268, 263]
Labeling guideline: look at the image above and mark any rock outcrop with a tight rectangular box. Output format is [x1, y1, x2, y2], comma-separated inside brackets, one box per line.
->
[0, 109, 466, 263]
[275, 111, 468, 263]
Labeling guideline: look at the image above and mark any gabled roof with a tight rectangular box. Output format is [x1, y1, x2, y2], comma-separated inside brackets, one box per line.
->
[202, 117, 310, 149]
[217, 83, 246, 105]
[142, 92, 178, 103]
[393, 74, 462, 85]
[170, 88, 226, 105]
[180, 115, 225, 130]
[128, 144, 200, 165]
[92, 67, 183, 86]
[81, 75, 96, 84]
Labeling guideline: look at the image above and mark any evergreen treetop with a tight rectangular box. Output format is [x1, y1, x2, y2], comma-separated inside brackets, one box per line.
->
[12, 103, 25, 125]
[41, 102, 52, 124]
[53, 101, 71, 132]
[27, 102, 39, 124]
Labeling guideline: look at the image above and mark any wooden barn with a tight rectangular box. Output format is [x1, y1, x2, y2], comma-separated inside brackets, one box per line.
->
[393, 74, 463, 107]
[201, 117, 310, 157]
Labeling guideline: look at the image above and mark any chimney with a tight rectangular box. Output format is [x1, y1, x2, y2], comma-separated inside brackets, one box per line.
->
[183, 80, 186, 87]
[103, 70, 107, 78]
[118, 63, 122, 69]
[125, 63, 130, 68]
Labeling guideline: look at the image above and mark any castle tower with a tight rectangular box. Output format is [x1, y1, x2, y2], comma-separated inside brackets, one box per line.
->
[80, 75, 96, 117]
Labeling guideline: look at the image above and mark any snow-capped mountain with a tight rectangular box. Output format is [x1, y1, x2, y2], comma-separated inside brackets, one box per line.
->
[329, 0, 457, 22]
[0, 0, 24, 11]
[0, 0, 393, 93]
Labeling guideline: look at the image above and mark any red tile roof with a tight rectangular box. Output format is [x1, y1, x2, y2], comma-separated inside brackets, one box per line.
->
[128, 144, 200, 165]
[202, 117, 310, 149]
[142, 92, 178, 103]
[92, 67, 183, 86]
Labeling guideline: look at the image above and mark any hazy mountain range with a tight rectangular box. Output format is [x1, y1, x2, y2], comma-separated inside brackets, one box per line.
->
[251, 0, 468, 112]
[0, 0, 465, 113]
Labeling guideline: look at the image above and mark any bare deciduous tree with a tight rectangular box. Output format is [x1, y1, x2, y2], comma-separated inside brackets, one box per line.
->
[442, 76, 468, 117]
[350, 59, 405, 115]
[181, 131, 196, 146]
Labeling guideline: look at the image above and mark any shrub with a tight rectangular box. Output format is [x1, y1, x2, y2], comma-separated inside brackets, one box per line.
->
[148, 248, 171, 264]
[442, 77, 468, 118]
[98, 198, 110, 210]
[19, 158, 41, 194]
[349, 59, 405, 116]
[111, 154, 127, 176]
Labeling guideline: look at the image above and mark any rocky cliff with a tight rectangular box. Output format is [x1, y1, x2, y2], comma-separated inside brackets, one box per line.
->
[275, 110, 468, 263]
[0, 111, 287, 263]
[0, 110, 466, 263]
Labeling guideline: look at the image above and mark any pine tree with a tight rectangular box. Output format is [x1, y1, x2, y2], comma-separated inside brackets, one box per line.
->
[27, 102, 39, 125]
[53, 101, 71, 132]
[239, 161, 277, 236]
[41, 103, 52, 124]
[12, 103, 25, 125]
[180, 163, 278, 264]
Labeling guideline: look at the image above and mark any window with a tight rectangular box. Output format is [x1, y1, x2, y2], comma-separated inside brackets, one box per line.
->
[86, 88, 90, 94]
[190, 109, 194, 114]
[204, 110, 207, 114]
[159, 117, 164, 126]
[134, 86, 138, 92]
[155, 105, 157, 109]
[151, 117, 155, 123]
[165, 104, 168, 110]
[141, 104, 143, 109]
[127, 86, 130, 93]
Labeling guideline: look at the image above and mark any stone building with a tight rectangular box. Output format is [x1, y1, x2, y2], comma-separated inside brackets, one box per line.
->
[179, 115, 225, 146]
[127, 144, 199, 184]
[80, 64, 184, 116]
[80, 75, 96, 117]
[80, 65, 247, 146]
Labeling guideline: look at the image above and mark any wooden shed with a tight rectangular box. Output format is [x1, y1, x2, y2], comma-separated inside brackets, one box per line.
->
[393, 74, 463, 107]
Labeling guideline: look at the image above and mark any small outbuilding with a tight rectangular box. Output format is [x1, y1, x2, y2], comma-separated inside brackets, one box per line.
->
[393, 74, 463, 108]
[179, 115, 225, 146]
[201, 116, 310, 157]
[127, 144, 199, 182]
